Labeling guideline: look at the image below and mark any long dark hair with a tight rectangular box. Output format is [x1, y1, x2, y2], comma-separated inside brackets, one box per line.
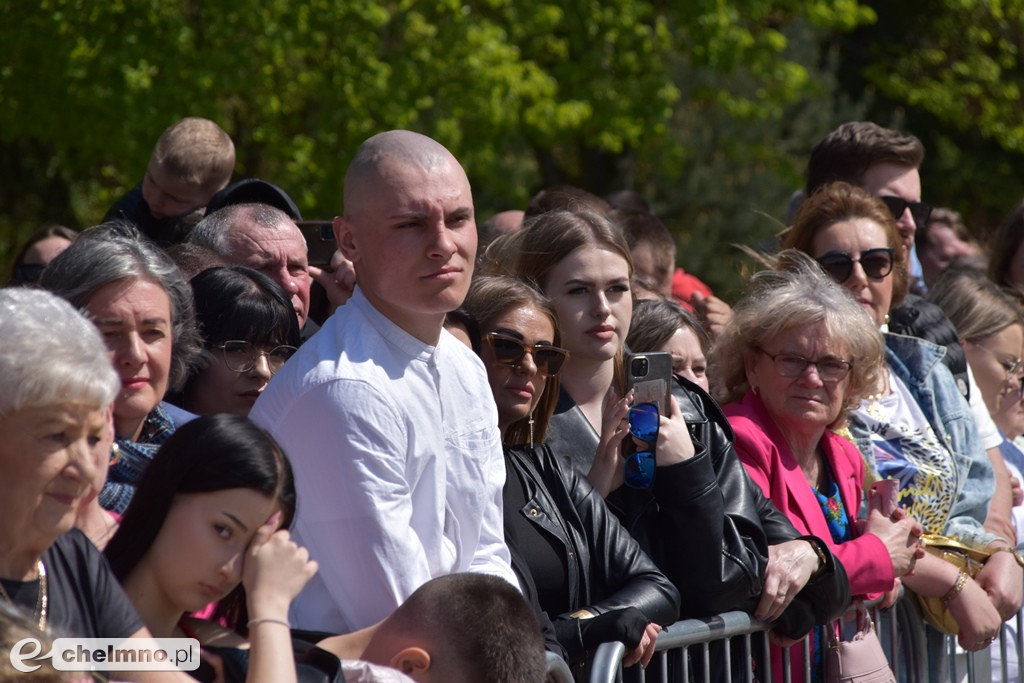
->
[105, 413, 296, 629]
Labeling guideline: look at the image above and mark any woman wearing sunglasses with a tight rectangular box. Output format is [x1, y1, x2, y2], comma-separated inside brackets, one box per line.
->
[715, 251, 924, 682]
[460, 275, 679, 673]
[170, 266, 300, 417]
[782, 182, 1022, 669]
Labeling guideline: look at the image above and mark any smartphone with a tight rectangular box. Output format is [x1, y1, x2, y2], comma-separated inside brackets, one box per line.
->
[625, 351, 673, 416]
[297, 220, 337, 268]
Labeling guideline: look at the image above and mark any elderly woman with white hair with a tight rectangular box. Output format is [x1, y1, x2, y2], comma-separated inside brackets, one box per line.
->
[41, 222, 201, 514]
[0, 290, 198, 683]
[714, 250, 925, 682]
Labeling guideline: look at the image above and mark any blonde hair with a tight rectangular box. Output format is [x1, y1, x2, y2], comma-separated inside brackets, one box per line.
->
[151, 117, 235, 192]
[511, 209, 634, 394]
[929, 266, 1024, 342]
[712, 250, 884, 427]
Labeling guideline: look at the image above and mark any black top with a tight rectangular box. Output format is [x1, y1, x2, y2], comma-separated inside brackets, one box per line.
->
[0, 529, 143, 639]
[103, 185, 194, 246]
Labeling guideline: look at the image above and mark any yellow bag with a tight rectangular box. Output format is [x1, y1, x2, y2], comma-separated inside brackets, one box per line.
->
[915, 532, 992, 634]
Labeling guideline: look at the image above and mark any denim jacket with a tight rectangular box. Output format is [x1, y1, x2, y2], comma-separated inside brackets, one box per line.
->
[847, 332, 996, 548]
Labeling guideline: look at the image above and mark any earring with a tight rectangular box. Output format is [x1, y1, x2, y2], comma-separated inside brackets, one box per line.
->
[751, 384, 760, 396]
[528, 414, 535, 447]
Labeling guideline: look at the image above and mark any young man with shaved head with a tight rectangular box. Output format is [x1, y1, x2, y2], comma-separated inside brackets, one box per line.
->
[250, 130, 518, 634]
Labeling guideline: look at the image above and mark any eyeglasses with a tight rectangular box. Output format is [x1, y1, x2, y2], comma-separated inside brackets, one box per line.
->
[755, 347, 852, 383]
[215, 340, 297, 374]
[972, 342, 1024, 388]
[816, 248, 895, 283]
[879, 196, 933, 231]
[484, 333, 569, 377]
[624, 402, 659, 489]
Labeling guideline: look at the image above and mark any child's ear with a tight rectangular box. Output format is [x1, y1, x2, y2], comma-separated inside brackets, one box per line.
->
[390, 646, 431, 680]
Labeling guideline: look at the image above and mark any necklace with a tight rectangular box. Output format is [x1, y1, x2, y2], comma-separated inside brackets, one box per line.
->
[0, 560, 48, 632]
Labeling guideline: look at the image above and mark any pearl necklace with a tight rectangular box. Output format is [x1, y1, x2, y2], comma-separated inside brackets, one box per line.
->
[0, 560, 48, 632]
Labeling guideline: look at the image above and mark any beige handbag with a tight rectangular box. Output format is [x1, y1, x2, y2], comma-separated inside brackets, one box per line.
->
[826, 600, 896, 683]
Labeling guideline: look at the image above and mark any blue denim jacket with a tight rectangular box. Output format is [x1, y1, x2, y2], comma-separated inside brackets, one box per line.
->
[847, 332, 997, 548]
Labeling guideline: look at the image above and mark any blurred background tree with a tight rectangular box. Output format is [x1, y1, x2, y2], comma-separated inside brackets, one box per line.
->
[3, 0, 1023, 297]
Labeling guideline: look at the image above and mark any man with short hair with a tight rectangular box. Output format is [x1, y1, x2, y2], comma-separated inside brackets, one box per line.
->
[188, 203, 315, 335]
[806, 120, 1019, 557]
[250, 130, 518, 634]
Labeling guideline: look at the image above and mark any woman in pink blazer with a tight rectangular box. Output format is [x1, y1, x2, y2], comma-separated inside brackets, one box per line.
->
[713, 251, 924, 682]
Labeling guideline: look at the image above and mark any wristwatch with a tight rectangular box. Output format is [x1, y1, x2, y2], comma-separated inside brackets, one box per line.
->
[991, 546, 1024, 569]
[805, 536, 829, 579]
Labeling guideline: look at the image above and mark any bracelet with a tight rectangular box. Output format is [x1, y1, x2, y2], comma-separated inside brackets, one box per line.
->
[990, 546, 1024, 569]
[941, 569, 969, 605]
[568, 609, 596, 620]
[247, 617, 291, 630]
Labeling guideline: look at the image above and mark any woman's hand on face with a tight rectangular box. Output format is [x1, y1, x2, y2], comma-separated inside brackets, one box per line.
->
[862, 505, 924, 577]
[755, 540, 819, 622]
[975, 548, 1024, 621]
[243, 511, 318, 619]
[948, 577, 1004, 651]
[650, 394, 695, 466]
[587, 389, 631, 497]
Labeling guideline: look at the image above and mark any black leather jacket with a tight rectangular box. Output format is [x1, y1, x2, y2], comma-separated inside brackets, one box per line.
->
[504, 443, 681, 662]
[545, 377, 850, 638]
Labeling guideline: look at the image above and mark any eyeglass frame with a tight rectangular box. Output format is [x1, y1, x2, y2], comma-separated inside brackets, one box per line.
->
[815, 247, 895, 283]
[754, 346, 853, 383]
[971, 342, 1024, 392]
[483, 332, 570, 377]
[214, 340, 298, 374]
[878, 195, 933, 231]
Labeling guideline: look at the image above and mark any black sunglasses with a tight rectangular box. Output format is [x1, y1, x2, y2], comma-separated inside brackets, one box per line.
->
[484, 333, 570, 377]
[879, 196, 933, 231]
[816, 247, 895, 283]
[624, 403, 659, 489]
[13, 263, 46, 284]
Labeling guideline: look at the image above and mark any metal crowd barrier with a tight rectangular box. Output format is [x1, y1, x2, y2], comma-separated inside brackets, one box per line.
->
[583, 602, 1024, 683]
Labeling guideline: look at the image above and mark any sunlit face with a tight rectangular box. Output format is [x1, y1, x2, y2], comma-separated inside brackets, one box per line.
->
[810, 218, 894, 327]
[543, 246, 632, 364]
[222, 217, 311, 329]
[659, 326, 708, 391]
[744, 321, 851, 435]
[0, 403, 107, 549]
[185, 345, 280, 416]
[337, 159, 476, 343]
[964, 324, 1024, 438]
[142, 162, 214, 220]
[860, 162, 922, 274]
[87, 279, 173, 440]
[480, 305, 556, 433]
[136, 489, 280, 614]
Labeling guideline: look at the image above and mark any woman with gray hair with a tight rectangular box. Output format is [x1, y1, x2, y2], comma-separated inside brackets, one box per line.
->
[41, 222, 201, 514]
[0, 289, 148, 645]
[715, 249, 924, 682]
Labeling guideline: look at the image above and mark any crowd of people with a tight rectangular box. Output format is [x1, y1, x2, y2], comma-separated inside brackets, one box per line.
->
[5, 115, 1024, 683]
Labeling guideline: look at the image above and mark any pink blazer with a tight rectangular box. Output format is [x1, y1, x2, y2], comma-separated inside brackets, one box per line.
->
[725, 390, 895, 596]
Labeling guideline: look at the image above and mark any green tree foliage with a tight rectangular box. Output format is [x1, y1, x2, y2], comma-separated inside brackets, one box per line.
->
[2, 0, 874, 292]
[838, 0, 1024, 239]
